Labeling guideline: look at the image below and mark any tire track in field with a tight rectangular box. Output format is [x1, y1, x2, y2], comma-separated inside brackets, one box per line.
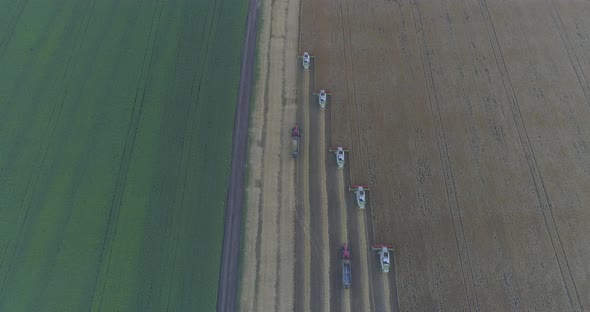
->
[317, 107, 331, 312]
[252, 1, 281, 310]
[151, 4, 202, 304]
[15, 0, 138, 305]
[161, 0, 220, 309]
[342, 0, 381, 310]
[354, 209, 372, 311]
[338, 0, 358, 184]
[0, 0, 29, 62]
[238, 0, 269, 304]
[88, 1, 164, 309]
[276, 0, 299, 309]
[0, 0, 80, 270]
[336, 172, 351, 312]
[337, 0, 372, 310]
[299, 68, 312, 312]
[409, 1, 479, 311]
[251, 0, 274, 308]
[545, 0, 590, 107]
[0, 0, 99, 299]
[254, 1, 287, 310]
[380, 273, 393, 312]
[343, 0, 368, 182]
[0, 0, 71, 135]
[477, 1, 583, 310]
[306, 66, 329, 312]
[269, 4, 292, 312]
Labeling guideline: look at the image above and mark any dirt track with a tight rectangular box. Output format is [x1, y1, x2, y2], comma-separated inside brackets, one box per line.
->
[238, 0, 300, 310]
[239, 0, 590, 311]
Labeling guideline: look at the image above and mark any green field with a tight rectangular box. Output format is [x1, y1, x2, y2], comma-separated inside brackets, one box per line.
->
[0, 0, 247, 310]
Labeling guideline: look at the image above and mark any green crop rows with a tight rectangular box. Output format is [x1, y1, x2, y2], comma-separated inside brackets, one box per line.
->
[0, 0, 247, 310]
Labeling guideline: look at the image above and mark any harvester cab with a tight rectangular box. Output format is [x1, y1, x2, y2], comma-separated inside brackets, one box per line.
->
[329, 146, 349, 168]
[372, 244, 394, 273]
[313, 89, 331, 109]
[349, 185, 369, 209]
[297, 51, 314, 69]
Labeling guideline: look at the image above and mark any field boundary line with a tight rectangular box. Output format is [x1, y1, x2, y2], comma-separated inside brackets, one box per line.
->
[318, 112, 331, 312]
[216, 0, 260, 309]
[235, 0, 266, 308]
[251, 0, 273, 309]
[477, 1, 582, 310]
[409, 1, 479, 311]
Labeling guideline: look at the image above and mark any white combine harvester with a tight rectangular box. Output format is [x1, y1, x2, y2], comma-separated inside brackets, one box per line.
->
[372, 244, 394, 273]
[329, 146, 349, 168]
[297, 51, 314, 69]
[349, 185, 369, 209]
[313, 89, 331, 109]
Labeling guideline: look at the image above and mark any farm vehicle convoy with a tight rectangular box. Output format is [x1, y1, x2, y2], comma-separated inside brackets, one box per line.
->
[293, 52, 395, 289]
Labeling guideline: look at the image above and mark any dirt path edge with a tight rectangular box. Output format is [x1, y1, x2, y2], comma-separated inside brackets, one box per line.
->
[216, 0, 260, 311]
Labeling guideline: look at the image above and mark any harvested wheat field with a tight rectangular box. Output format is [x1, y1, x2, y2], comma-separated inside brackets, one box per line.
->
[301, 0, 590, 311]
[240, 0, 590, 311]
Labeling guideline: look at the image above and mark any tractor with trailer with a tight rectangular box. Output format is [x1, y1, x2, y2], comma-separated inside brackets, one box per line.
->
[329, 146, 349, 168]
[292, 124, 300, 158]
[341, 244, 351, 288]
[372, 244, 394, 273]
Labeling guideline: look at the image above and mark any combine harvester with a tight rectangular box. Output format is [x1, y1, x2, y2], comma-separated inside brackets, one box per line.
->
[297, 51, 314, 69]
[372, 244, 394, 273]
[349, 185, 369, 209]
[341, 244, 351, 288]
[313, 89, 331, 109]
[292, 124, 300, 158]
[329, 146, 349, 168]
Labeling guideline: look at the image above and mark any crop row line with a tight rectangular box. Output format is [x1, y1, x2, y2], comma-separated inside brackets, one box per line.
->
[477, 0, 582, 310]
[88, 1, 163, 309]
[409, 0, 480, 310]
[0, 0, 98, 300]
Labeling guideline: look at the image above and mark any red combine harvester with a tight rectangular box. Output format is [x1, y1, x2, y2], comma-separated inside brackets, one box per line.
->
[341, 244, 351, 288]
[291, 124, 300, 158]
